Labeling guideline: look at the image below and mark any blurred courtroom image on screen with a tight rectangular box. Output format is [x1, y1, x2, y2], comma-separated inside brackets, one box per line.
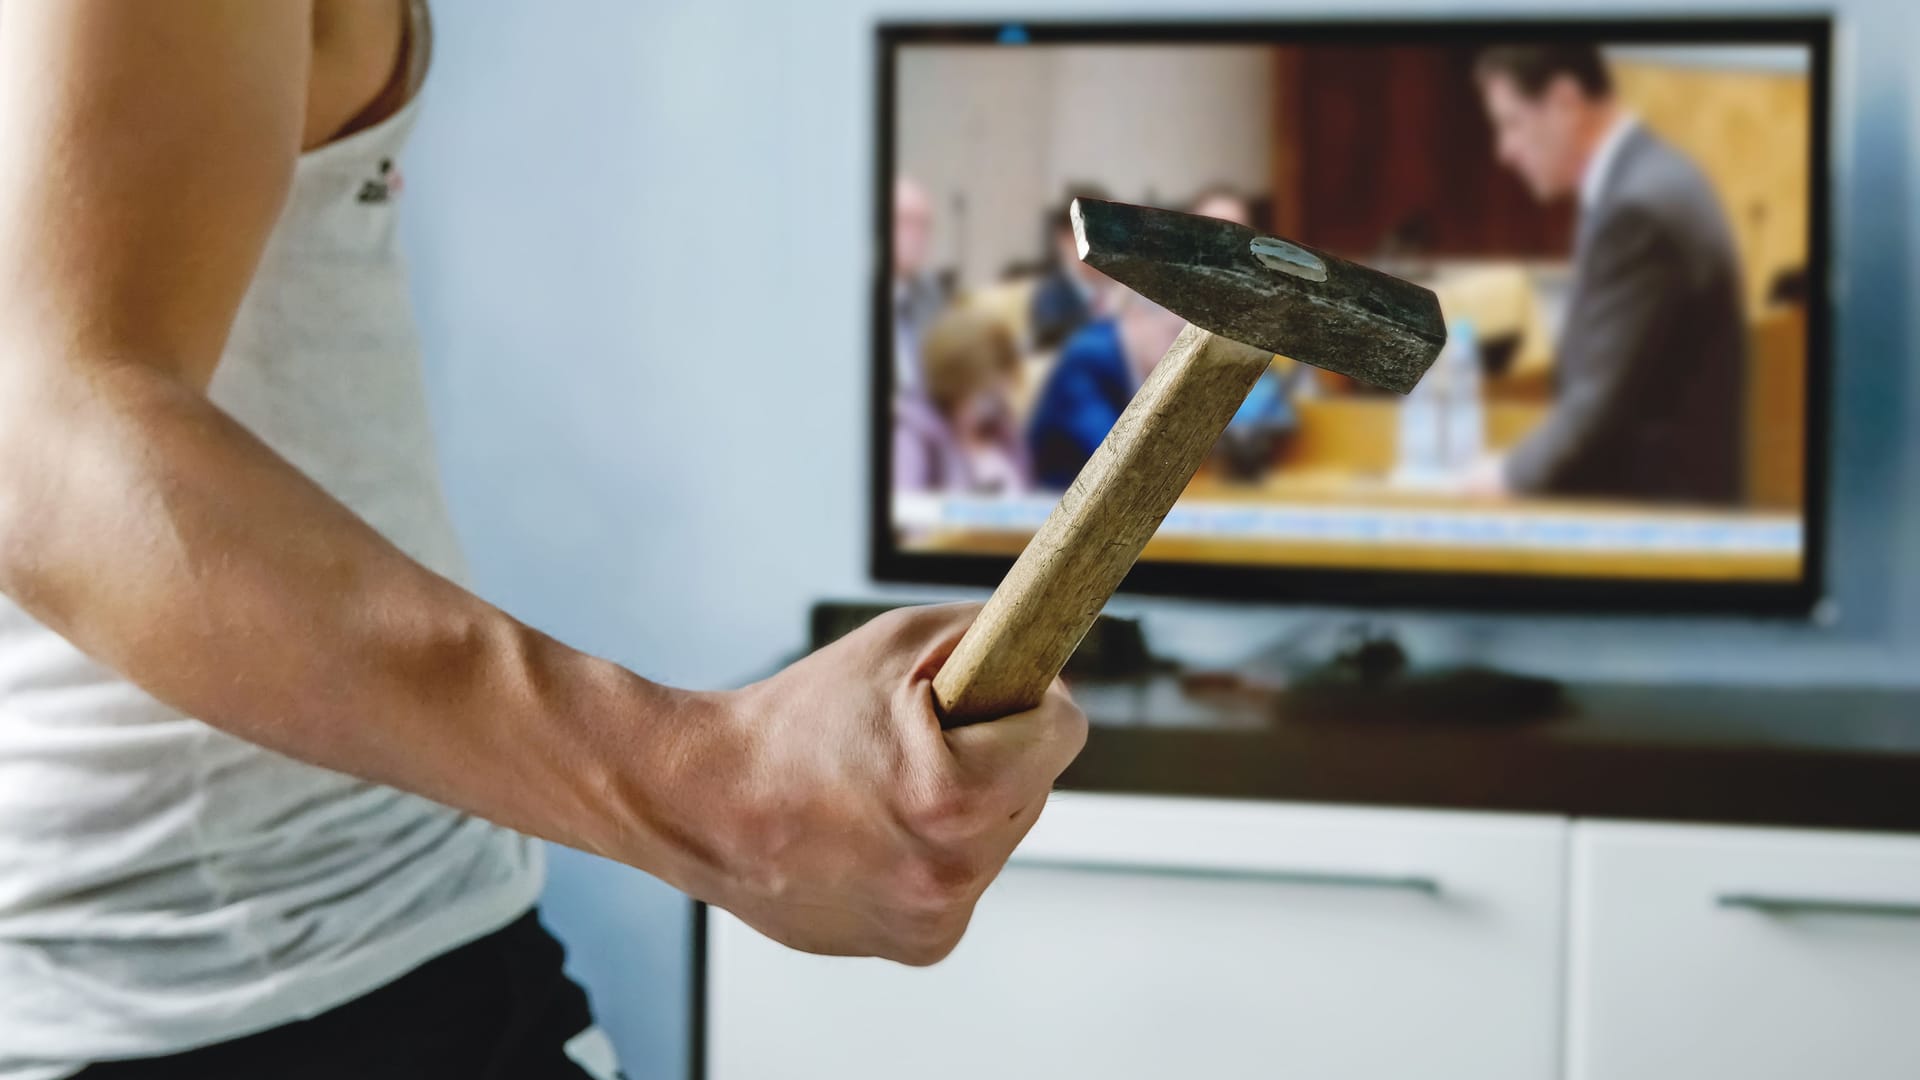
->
[885, 31, 1816, 587]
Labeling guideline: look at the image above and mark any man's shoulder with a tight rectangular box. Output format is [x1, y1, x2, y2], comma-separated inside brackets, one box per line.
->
[1602, 129, 1728, 238]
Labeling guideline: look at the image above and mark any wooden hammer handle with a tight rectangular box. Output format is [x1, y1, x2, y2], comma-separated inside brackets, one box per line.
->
[933, 326, 1276, 726]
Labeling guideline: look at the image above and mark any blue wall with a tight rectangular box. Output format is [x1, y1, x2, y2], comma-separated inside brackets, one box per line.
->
[401, 2, 1918, 1075]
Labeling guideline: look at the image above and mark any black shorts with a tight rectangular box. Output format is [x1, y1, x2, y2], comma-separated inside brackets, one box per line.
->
[75, 910, 623, 1080]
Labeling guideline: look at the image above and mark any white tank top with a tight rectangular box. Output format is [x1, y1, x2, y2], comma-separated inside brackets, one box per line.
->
[0, 60, 544, 1080]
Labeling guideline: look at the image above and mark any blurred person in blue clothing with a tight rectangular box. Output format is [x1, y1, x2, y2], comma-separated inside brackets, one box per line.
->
[1027, 187, 1281, 489]
[1028, 184, 1114, 351]
[1026, 292, 1196, 490]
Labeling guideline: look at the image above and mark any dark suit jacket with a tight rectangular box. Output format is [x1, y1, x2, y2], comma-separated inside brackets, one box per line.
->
[1029, 267, 1096, 353]
[1506, 127, 1746, 504]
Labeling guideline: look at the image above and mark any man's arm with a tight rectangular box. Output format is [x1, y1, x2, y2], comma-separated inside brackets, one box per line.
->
[0, 1, 1083, 966]
[1504, 206, 1678, 494]
[0, 0, 648, 862]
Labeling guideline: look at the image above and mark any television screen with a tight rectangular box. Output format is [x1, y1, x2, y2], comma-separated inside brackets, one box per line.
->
[876, 20, 1828, 613]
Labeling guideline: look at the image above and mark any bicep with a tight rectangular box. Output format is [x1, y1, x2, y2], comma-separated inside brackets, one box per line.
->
[0, 0, 312, 390]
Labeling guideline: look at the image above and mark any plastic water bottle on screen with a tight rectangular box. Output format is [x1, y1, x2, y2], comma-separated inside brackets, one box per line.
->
[1393, 322, 1449, 487]
[1443, 318, 1484, 470]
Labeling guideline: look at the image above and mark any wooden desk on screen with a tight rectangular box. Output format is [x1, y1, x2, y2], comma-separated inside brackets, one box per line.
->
[902, 397, 1802, 582]
[1278, 394, 1545, 475]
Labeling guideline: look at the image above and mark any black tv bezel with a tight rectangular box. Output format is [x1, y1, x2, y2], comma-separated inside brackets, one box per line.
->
[869, 16, 1834, 618]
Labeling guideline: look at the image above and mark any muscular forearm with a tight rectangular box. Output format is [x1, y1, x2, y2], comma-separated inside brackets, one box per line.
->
[0, 354, 727, 892]
[0, 349, 1094, 965]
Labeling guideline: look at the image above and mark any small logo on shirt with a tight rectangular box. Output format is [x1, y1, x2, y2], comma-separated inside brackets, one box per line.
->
[357, 158, 404, 205]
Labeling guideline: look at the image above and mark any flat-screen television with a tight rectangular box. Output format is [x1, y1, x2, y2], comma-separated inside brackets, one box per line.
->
[873, 18, 1830, 615]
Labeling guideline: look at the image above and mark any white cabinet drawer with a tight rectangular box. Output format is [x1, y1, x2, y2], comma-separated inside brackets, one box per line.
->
[1568, 821, 1920, 1080]
[707, 793, 1567, 1080]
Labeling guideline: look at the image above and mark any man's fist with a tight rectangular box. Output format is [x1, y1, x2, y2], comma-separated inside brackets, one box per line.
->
[691, 604, 1086, 966]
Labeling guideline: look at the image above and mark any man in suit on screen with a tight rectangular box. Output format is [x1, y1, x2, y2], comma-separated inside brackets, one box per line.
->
[1467, 44, 1746, 505]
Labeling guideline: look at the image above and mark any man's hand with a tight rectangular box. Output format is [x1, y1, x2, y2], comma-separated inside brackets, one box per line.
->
[687, 604, 1086, 966]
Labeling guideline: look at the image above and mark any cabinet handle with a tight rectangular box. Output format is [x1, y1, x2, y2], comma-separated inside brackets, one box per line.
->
[1012, 855, 1441, 896]
[1717, 893, 1920, 919]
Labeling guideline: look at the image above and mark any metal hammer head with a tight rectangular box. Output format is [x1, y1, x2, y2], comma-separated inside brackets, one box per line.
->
[1071, 198, 1445, 394]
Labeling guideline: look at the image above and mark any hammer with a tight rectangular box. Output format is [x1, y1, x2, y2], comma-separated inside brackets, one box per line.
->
[933, 197, 1447, 726]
